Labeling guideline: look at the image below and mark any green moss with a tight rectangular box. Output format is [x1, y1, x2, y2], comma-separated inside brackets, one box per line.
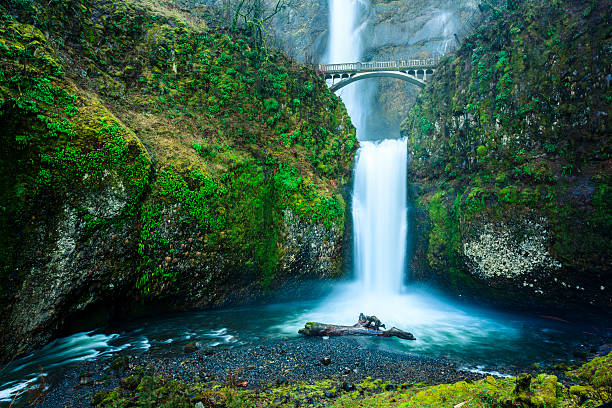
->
[0, 0, 358, 303]
[476, 145, 487, 157]
[425, 191, 454, 269]
[568, 385, 598, 405]
[90, 355, 612, 408]
[120, 375, 141, 390]
[0, 16, 152, 299]
[402, 0, 611, 304]
[498, 185, 518, 203]
[567, 353, 612, 391]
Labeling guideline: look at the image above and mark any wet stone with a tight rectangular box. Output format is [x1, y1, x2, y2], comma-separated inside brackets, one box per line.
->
[343, 381, 356, 391]
[79, 372, 92, 385]
[184, 342, 198, 353]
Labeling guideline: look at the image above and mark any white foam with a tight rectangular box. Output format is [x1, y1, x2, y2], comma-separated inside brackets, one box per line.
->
[461, 365, 513, 378]
[0, 331, 127, 402]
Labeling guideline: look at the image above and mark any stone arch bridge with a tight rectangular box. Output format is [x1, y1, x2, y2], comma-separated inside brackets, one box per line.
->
[316, 58, 440, 91]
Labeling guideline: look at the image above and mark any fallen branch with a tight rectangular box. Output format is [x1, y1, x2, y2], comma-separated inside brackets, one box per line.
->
[298, 315, 416, 341]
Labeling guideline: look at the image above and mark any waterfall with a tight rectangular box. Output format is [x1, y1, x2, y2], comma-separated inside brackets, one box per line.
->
[289, 1, 516, 352]
[327, 0, 408, 295]
[352, 139, 408, 293]
[325, 0, 368, 132]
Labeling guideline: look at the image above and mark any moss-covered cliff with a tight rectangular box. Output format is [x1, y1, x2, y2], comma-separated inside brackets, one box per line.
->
[402, 0, 611, 310]
[0, 0, 357, 361]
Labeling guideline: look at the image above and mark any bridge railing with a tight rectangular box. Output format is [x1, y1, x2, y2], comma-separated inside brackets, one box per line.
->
[317, 58, 440, 74]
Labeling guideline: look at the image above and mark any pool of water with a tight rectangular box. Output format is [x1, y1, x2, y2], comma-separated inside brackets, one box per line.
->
[1, 283, 608, 405]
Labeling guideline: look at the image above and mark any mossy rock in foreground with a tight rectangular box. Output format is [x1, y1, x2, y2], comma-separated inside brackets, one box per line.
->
[567, 353, 612, 392]
[91, 354, 612, 407]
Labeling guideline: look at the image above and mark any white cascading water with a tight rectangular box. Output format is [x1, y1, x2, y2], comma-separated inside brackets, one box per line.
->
[352, 139, 408, 293]
[325, 0, 368, 131]
[327, 0, 408, 294]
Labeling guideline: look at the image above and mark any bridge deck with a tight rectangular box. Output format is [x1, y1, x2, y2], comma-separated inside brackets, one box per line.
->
[317, 58, 440, 75]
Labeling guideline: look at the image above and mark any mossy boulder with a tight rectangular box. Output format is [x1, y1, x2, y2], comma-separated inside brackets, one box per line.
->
[567, 352, 612, 392]
[402, 0, 611, 311]
[568, 385, 598, 405]
[0, 0, 357, 362]
[501, 373, 562, 408]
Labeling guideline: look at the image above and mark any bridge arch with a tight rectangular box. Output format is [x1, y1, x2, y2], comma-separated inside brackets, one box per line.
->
[317, 58, 439, 92]
[328, 71, 427, 92]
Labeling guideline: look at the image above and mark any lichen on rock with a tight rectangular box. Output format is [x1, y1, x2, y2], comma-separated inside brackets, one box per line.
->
[463, 219, 561, 280]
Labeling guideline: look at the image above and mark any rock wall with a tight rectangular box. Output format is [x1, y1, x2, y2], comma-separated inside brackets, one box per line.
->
[0, 0, 357, 361]
[263, 0, 480, 131]
[401, 0, 611, 311]
[362, 0, 479, 131]
[265, 0, 329, 63]
[183, 0, 330, 63]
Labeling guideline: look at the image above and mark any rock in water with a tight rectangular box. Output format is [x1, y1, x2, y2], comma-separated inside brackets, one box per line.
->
[184, 342, 199, 353]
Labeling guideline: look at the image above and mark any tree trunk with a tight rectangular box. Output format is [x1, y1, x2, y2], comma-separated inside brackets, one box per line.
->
[298, 322, 416, 341]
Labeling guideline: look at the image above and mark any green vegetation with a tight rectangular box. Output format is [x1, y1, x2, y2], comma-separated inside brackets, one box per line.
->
[567, 353, 612, 394]
[90, 354, 612, 407]
[0, 0, 357, 305]
[0, 16, 152, 296]
[402, 0, 611, 308]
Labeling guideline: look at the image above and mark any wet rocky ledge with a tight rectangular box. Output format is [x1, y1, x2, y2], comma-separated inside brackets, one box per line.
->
[33, 337, 611, 407]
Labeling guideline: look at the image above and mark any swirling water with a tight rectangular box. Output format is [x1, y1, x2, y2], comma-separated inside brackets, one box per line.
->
[1, 296, 607, 404]
[1, 292, 608, 404]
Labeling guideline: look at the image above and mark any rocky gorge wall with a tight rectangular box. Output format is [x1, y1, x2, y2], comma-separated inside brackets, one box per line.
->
[361, 0, 479, 131]
[182, 0, 611, 314]
[401, 0, 611, 311]
[0, 0, 357, 362]
[265, 0, 480, 132]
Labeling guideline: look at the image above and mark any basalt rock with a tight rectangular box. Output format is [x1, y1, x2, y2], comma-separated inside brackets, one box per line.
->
[401, 0, 611, 311]
[0, 0, 357, 363]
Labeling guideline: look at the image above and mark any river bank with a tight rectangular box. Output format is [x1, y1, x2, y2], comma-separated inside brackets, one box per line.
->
[25, 335, 611, 407]
[0, 295, 607, 407]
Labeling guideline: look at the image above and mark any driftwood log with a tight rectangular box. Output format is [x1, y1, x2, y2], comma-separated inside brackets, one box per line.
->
[298, 315, 416, 341]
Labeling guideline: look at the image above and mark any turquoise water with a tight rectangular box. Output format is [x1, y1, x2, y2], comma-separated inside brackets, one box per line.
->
[1, 284, 608, 405]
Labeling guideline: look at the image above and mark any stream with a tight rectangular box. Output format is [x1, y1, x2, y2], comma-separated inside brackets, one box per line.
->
[1, 289, 608, 404]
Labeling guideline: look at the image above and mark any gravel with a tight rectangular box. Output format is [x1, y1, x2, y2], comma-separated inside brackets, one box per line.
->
[37, 336, 491, 407]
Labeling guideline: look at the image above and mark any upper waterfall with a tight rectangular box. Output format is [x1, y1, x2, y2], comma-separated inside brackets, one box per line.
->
[325, 0, 368, 135]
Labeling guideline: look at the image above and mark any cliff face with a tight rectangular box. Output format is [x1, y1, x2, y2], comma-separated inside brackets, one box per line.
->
[260, 0, 480, 131]
[264, 0, 329, 63]
[401, 0, 611, 310]
[0, 0, 357, 361]
[184, 0, 330, 63]
[362, 0, 479, 130]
